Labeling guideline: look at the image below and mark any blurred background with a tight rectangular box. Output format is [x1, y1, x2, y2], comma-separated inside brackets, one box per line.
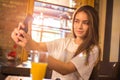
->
[0, 0, 119, 80]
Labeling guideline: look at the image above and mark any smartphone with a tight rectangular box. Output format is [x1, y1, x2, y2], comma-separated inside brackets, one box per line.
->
[20, 14, 33, 33]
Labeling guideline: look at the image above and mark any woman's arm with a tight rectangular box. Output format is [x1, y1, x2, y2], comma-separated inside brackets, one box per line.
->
[48, 56, 76, 75]
[26, 39, 48, 52]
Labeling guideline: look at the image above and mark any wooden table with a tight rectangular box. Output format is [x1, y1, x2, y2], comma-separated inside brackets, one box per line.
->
[0, 57, 30, 80]
[0, 57, 51, 80]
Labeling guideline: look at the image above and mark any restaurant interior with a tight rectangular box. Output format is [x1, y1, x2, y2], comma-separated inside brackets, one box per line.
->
[0, 0, 120, 80]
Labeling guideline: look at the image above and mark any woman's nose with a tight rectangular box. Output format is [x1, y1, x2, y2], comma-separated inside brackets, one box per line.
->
[78, 22, 83, 29]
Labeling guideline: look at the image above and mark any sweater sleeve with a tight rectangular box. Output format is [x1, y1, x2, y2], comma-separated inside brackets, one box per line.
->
[46, 38, 72, 59]
[45, 38, 68, 59]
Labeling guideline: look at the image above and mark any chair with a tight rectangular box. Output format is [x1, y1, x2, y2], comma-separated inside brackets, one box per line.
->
[89, 62, 99, 80]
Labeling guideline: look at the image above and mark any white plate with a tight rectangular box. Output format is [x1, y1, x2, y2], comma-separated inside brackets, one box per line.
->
[5, 76, 51, 80]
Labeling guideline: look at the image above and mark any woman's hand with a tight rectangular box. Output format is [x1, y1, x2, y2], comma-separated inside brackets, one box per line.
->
[11, 22, 31, 47]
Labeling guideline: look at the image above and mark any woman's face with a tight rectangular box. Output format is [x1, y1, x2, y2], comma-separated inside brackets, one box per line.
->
[73, 11, 89, 39]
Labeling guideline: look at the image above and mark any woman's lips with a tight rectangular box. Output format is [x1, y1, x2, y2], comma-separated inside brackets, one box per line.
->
[77, 31, 84, 34]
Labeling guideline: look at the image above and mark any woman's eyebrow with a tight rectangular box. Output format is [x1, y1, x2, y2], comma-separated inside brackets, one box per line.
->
[74, 18, 89, 21]
[83, 20, 89, 21]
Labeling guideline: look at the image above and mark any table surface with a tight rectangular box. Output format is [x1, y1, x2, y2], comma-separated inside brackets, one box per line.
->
[5, 61, 51, 80]
[0, 57, 51, 80]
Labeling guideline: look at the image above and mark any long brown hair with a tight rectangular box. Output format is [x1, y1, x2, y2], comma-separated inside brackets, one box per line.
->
[72, 5, 99, 65]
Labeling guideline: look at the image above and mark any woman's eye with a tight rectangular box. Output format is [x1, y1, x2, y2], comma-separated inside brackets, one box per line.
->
[74, 19, 79, 23]
[83, 20, 89, 25]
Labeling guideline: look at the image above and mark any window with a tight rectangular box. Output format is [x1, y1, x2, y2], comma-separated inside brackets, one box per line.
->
[32, 1, 75, 42]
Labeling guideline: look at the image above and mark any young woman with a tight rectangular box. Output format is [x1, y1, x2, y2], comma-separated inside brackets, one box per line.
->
[11, 5, 100, 80]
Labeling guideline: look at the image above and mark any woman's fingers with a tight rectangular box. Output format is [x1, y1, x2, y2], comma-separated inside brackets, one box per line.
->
[17, 28, 32, 47]
[11, 26, 26, 47]
[11, 28, 20, 42]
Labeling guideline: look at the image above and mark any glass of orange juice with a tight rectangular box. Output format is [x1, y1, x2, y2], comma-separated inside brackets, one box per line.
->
[30, 50, 48, 80]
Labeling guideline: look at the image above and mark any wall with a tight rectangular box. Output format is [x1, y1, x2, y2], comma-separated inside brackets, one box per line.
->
[99, 0, 120, 62]
[0, 0, 28, 54]
[99, 0, 107, 61]
[75, 0, 94, 8]
[110, 0, 120, 62]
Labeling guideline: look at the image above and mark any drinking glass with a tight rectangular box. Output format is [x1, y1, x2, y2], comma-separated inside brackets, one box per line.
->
[30, 50, 48, 80]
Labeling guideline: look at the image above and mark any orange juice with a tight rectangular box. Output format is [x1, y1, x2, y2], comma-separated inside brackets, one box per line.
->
[31, 62, 47, 80]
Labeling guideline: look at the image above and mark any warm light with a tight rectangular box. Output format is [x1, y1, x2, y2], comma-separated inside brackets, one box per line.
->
[37, 0, 70, 7]
[69, 0, 76, 8]
[32, 1, 73, 42]
[33, 12, 44, 25]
